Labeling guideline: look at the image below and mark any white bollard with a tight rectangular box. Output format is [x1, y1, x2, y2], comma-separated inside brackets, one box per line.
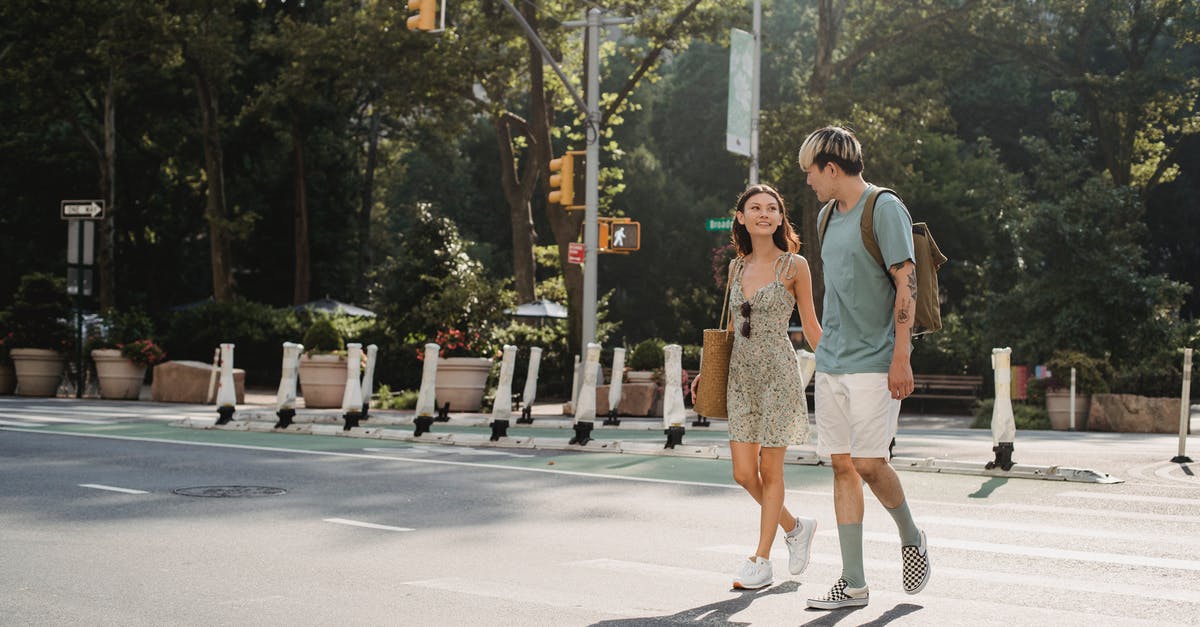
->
[568, 354, 581, 414]
[1173, 347, 1194, 463]
[491, 345, 518, 423]
[215, 343, 237, 424]
[574, 344, 602, 422]
[341, 343, 364, 412]
[274, 342, 304, 428]
[663, 345, 686, 428]
[360, 344, 379, 416]
[1069, 367, 1078, 431]
[606, 347, 626, 424]
[414, 343, 440, 418]
[987, 347, 1016, 470]
[520, 346, 543, 419]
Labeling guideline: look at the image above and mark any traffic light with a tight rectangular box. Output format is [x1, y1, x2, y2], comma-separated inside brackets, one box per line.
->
[548, 150, 585, 209]
[598, 218, 640, 253]
[407, 0, 436, 31]
[607, 220, 640, 252]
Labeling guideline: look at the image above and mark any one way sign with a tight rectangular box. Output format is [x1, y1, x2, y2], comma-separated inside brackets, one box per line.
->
[61, 200, 105, 220]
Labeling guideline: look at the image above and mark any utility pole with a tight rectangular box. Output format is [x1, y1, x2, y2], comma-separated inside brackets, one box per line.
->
[502, 2, 631, 349]
[748, 0, 762, 185]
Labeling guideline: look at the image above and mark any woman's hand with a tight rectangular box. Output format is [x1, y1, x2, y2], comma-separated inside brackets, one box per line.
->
[690, 373, 701, 400]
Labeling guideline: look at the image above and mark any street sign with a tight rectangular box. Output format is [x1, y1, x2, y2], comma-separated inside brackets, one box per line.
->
[67, 220, 95, 265]
[706, 217, 733, 231]
[61, 199, 105, 220]
[726, 28, 753, 157]
[567, 242, 586, 264]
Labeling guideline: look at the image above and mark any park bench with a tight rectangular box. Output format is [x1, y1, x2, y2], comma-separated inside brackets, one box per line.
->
[910, 373, 984, 411]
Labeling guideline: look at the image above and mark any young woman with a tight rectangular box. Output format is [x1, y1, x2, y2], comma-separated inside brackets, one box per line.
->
[692, 183, 823, 590]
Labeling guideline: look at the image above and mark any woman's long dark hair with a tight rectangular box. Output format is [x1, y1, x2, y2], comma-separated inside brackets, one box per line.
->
[730, 184, 801, 256]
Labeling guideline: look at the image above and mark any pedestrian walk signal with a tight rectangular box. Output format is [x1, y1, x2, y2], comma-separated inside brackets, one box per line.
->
[599, 219, 640, 253]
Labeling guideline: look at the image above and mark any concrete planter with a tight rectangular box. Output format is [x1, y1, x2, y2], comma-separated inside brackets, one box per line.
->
[91, 349, 147, 400]
[436, 357, 493, 411]
[1046, 390, 1090, 430]
[10, 348, 65, 397]
[298, 354, 347, 409]
[1087, 393, 1182, 434]
[0, 361, 14, 395]
[625, 370, 656, 383]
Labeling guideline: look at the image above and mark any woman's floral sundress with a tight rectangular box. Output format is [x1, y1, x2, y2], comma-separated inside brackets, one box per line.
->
[727, 253, 809, 447]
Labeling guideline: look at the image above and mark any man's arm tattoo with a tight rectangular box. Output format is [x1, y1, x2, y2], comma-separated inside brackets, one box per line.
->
[907, 271, 917, 301]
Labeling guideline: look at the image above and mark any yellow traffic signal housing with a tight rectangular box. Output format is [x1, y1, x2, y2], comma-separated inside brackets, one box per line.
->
[407, 0, 437, 31]
[598, 220, 610, 251]
[548, 150, 585, 209]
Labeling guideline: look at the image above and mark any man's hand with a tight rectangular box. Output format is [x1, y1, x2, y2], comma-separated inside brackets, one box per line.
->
[888, 358, 913, 400]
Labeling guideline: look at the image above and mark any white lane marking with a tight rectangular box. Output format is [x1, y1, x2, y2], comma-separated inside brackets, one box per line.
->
[700, 547, 1200, 603]
[362, 446, 535, 459]
[0, 419, 46, 427]
[322, 518, 414, 532]
[79, 483, 149, 494]
[0, 413, 113, 425]
[919, 515, 1200, 545]
[1056, 490, 1200, 506]
[856, 530, 1200, 572]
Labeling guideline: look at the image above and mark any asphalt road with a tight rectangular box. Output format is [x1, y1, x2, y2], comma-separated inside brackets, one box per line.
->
[2, 399, 1199, 626]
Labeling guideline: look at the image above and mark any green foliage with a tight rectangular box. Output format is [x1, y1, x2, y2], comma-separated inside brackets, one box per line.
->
[162, 300, 303, 385]
[7, 273, 74, 351]
[492, 322, 574, 399]
[680, 344, 703, 371]
[628, 338, 666, 371]
[373, 384, 418, 410]
[971, 399, 1051, 431]
[301, 318, 343, 355]
[1044, 350, 1110, 394]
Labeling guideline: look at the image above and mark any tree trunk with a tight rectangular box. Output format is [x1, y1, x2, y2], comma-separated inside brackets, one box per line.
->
[493, 114, 538, 305]
[357, 104, 380, 298]
[291, 119, 310, 305]
[194, 70, 235, 302]
[98, 68, 117, 311]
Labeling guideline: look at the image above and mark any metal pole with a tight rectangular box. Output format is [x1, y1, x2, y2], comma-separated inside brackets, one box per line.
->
[1173, 347, 1193, 463]
[748, 0, 761, 185]
[1069, 367, 1076, 431]
[581, 7, 601, 349]
[74, 220, 84, 399]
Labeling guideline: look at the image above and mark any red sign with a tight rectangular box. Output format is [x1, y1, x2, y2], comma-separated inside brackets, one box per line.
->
[567, 242, 586, 264]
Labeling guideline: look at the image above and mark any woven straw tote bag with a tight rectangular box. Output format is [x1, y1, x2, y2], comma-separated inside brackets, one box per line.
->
[694, 265, 735, 418]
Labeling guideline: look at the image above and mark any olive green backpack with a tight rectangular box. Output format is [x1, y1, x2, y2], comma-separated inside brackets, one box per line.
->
[818, 187, 948, 337]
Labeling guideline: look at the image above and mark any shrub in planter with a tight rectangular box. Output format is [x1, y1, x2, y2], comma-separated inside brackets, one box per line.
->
[298, 318, 346, 409]
[627, 339, 665, 371]
[162, 299, 302, 386]
[7, 273, 73, 396]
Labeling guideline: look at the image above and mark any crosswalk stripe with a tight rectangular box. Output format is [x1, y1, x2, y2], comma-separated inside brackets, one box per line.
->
[402, 576, 642, 617]
[919, 515, 1200, 546]
[569, 558, 728, 584]
[987, 502, 1200, 524]
[699, 546, 1200, 603]
[1056, 490, 1200, 507]
[0, 419, 45, 427]
[0, 413, 113, 425]
[857, 531, 1200, 572]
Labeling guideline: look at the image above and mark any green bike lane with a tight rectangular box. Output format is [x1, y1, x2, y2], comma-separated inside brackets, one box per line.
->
[3, 419, 840, 492]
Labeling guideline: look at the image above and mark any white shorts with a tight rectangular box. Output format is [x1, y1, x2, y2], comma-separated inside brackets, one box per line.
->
[814, 372, 900, 458]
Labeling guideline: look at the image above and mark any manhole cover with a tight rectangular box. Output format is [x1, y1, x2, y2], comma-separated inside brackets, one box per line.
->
[173, 486, 287, 498]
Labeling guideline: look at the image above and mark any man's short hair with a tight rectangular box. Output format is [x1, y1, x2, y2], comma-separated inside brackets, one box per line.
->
[798, 126, 864, 175]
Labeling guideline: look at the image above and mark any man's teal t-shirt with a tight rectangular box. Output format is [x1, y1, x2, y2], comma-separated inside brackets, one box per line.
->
[815, 185, 915, 374]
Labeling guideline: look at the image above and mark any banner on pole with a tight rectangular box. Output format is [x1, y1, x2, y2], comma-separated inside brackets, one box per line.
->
[726, 28, 753, 157]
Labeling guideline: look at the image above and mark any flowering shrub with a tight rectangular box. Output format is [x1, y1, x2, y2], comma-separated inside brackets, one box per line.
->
[416, 328, 485, 360]
[120, 339, 167, 367]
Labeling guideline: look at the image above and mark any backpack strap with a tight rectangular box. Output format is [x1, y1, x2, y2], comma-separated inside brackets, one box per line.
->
[817, 199, 837, 244]
[859, 186, 911, 276]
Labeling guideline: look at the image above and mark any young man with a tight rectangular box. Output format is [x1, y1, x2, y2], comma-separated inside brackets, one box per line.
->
[797, 126, 931, 609]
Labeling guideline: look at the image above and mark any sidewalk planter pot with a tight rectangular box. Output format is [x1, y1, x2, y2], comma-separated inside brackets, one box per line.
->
[91, 348, 147, 400]
[0, 362, 14, 395]
[625, 371, 656, 383]
[298, 354, 347, 409]
[436, 356, 493, 411]
[10, 348, 65, 397]
[1045, 390, 1090, 431]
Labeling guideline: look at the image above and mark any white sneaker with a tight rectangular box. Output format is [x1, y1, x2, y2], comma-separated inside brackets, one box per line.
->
[785, 516, 817, 575]
[732, 556, 773, 590]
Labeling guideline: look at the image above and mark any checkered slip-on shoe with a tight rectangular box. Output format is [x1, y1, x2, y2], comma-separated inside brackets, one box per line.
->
[901, 529, 931, 594]
[806, 578, 869, 610]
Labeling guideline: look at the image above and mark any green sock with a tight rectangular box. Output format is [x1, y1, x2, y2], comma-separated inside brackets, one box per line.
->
[887, 500, 921, 546]
[837, 523, 866, 588]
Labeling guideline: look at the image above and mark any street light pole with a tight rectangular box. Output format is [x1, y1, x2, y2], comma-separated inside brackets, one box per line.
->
[748, 0, 761, 185]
